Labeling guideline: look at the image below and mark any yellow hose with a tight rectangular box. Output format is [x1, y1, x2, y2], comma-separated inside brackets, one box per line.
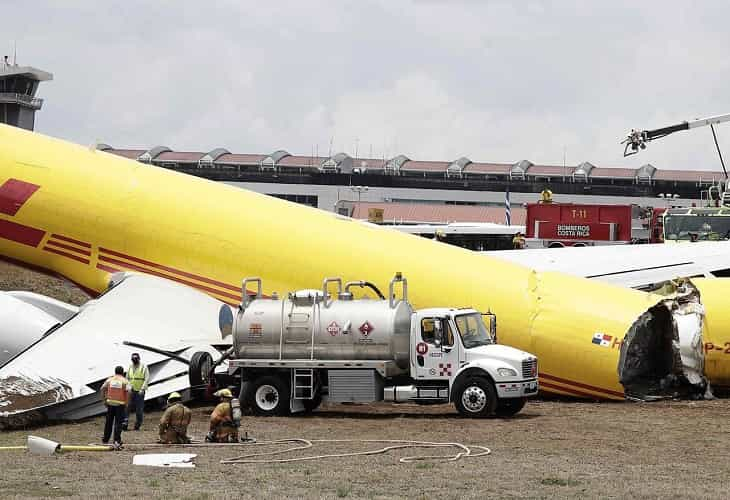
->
[0, 445, 113, 452]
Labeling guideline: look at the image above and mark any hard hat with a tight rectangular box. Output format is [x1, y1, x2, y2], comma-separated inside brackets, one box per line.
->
[167, 392, 182, 402]
[215, 388, 233, 399]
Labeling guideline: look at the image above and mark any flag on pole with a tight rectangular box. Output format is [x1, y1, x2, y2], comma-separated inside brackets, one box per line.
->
[505, 187, 511, 226]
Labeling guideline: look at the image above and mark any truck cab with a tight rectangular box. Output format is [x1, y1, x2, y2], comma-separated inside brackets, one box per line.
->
[403, 308, 538, 417]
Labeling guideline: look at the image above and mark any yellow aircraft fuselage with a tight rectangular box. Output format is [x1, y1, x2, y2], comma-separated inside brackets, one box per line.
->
[1, 125, 728, 399]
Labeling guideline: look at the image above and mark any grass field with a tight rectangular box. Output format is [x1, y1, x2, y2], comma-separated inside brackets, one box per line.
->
[2, 261, 730, 498]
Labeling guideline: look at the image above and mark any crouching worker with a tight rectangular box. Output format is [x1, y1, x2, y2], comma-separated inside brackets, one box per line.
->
[158, 392, 192, 444]
[205, 388, 240, 443]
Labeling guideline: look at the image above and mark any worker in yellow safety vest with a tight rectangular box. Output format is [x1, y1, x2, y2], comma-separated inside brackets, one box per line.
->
[122, 352, 149, 431]
[158, 392, 192, 444]
[100, 366, 129, 446]
[206, 388, 240, 443]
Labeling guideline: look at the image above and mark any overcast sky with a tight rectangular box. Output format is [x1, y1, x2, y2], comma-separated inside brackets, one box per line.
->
[5, 1, 730, 171]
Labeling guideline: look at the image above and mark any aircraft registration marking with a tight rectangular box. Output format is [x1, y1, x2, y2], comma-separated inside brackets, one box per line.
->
[704, 342, 730, 354]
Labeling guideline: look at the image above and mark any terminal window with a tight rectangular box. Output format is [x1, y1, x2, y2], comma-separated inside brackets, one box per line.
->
[269, 194, 318, 208]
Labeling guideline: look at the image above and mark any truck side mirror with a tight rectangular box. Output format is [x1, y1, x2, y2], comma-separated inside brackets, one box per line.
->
[434, 338, 442, 348]
[482, 313, 497, 344]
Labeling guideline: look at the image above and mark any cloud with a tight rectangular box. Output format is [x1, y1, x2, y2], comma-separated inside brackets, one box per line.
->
[3, 0, 730, 172]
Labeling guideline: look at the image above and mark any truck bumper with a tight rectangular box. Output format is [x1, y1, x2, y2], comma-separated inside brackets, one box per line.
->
[495, 379, 538, 398]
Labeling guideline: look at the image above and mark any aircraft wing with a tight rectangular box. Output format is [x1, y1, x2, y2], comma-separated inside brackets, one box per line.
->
[485, 241, 730, 289]
[0, 293, 60, 365]
[0, 272, 229, 424]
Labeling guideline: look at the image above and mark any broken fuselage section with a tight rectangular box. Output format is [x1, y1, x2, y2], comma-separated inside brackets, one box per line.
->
[618, 281, 708, 401]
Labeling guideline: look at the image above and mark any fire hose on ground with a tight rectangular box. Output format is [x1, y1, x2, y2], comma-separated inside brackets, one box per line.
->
[0, 436, 491, 464]
[220, 439, 491, 464]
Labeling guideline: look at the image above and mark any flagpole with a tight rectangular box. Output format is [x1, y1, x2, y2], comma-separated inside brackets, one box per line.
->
[505, 186, 511, 226]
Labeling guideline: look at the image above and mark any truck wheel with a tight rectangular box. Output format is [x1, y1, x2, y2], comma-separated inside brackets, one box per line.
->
[189, 351, 213, 389]
[302, 392, 322, 413]
[495, 398, 526, 417]
[454, 377, 497, 418]
[248, 375, 290, 416]
[238, 380, 252, 411]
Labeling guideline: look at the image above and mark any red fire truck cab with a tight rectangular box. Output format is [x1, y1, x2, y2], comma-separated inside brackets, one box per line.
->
[525, 202, 634, 248]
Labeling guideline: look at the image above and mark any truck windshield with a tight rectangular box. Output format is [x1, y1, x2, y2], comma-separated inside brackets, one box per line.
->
[664, 215, 730, 241]
[454, 314, 492, 349]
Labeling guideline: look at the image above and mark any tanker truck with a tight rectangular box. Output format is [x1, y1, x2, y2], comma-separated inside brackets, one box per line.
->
[214, 273, 538, 418]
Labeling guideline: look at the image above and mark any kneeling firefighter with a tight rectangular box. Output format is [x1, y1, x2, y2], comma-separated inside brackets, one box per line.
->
[158, 392, 192, 444]
[206, 388, 241, 443]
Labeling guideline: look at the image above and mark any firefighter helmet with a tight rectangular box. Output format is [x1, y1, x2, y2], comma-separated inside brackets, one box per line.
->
[215, 388, 233, 399]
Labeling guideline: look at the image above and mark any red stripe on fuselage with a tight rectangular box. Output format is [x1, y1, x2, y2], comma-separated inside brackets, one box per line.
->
[96, 263, 122, 274]
[97, 254, 243, 302]
[0, 219, 45, 247]
[50, 233, 91, 248]
[540, 372, 624, 398]
[94, 261, 239, 306]
[42, 246, 90, 265]
[0, 179, 40, 216]
[538, 380, 602, 398]
[46, 239, 92, 256]
[98, 247, 241, 292]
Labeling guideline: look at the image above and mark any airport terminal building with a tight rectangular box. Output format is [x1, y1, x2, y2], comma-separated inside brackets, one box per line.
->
[99, 144, 721, 224]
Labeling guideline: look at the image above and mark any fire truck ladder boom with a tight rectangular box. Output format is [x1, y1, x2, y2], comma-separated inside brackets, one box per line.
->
[622, 113, 730, 178]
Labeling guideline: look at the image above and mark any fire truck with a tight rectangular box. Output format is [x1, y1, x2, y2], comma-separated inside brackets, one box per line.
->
[524, 201, 642, 248]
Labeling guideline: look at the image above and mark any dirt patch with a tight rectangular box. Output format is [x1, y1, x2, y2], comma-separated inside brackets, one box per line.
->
[1, 399, 729, 499]
[0, 261, 89, 305]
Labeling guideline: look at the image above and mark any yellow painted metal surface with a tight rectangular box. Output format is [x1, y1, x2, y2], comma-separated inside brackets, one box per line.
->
[0, 124, 716, 399]
[691, 278, 730, 387]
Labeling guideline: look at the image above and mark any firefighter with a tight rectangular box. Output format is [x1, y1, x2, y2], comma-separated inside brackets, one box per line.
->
[123, 352, 149, 431]
[158, 392, 192, 444]
[206, 388, 239, 443]
[100, 366, 129, 447]
[512, 232, 526, 249]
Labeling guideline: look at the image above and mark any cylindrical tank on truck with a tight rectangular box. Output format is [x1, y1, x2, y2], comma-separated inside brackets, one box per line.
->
[212, 274, 539, 419]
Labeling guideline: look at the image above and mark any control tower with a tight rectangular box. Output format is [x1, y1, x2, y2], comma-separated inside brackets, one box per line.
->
[0, 62, 53, 131]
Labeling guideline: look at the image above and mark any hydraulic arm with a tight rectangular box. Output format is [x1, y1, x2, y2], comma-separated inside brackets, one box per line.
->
[622, 112, 730, 158]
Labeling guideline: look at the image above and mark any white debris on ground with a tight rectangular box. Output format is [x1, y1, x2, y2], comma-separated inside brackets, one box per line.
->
[132, 454, 197, 468]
